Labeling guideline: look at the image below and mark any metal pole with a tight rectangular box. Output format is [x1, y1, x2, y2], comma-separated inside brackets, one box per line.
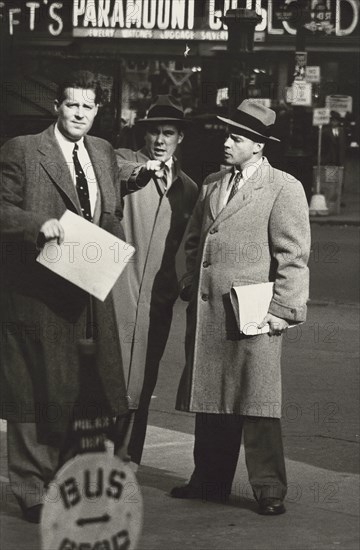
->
[221, 9, 261, 114]
[316, 124, 322, 194]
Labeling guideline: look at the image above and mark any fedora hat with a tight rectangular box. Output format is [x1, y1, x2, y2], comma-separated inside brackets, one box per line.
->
[218, 100, 280, 142]
[137, 94, 188, 124]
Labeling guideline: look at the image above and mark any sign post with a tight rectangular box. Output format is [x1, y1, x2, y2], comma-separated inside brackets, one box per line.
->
[41, 332, 143, 549]
[316, 123, 323, 195]
[309, 108, 330, 216]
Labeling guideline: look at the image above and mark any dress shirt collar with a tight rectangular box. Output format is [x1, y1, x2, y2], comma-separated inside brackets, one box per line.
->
[54, 123, 85, 155]
[164, 157, 174, 171]
[227, 156, 264, 189]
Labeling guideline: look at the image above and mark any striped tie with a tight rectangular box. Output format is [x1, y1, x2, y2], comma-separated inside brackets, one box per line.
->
[227, 170, 242, 204]
[161, 164, 170, 193]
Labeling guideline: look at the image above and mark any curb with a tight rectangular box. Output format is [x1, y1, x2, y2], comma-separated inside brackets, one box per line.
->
[308, 299, 360, 308]
[310, 217, 360, 226]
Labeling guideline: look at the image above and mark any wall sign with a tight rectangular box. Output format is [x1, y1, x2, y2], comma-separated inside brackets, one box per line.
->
[325, 94, 353, 116]
[306, 66, 321, 83]
[287, 82, 313, 106]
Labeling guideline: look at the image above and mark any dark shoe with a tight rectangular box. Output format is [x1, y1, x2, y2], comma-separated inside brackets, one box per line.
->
[22, 504, 43, 523]
[258, 498, 286, 516]
[170, 484, 203, 499]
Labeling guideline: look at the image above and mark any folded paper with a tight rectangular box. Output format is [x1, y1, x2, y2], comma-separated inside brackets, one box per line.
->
[36, 210, 135, 301]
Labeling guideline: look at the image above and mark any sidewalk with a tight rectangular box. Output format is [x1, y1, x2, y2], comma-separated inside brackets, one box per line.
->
[1, 424, 359, 550]
[310, 190, 360, 225]
[309, 155, 360, 226]
[1, 302, 359, 550]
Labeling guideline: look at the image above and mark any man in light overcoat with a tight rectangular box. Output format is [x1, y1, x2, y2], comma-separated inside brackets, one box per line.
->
[114, 95, 198, 468]
[0, 71, 128, 522]
[171, 100, 311, 516]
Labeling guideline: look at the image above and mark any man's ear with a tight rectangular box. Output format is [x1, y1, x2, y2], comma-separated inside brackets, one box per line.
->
[254, 142, 264, 154]
[94, 104, 99, 116]
[54, 99, 59, 114]
[178, 130, 184, 144]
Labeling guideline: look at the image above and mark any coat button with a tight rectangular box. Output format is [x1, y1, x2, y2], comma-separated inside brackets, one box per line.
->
[201, 293, 209, 301]
[209, 227, 218, 234]
[202, 261, 210, 268]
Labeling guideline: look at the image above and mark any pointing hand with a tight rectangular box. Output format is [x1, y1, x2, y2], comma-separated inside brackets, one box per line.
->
[145, 160, 165, 178]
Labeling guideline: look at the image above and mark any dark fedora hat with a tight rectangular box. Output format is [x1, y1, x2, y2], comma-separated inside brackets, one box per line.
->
[137, 94, 189, 124]
[218, 100, 280, 142]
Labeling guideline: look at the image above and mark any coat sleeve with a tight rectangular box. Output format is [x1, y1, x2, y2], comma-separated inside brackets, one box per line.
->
[107, 145, 126, 241]
[0, 137, 49, 244]
[179, 182, 208, 298]
[268, 177, 311, 322]
[115, 148, 150, 197]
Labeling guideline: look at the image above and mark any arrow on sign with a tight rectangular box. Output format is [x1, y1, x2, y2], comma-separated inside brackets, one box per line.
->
[77, 513, 111, 526]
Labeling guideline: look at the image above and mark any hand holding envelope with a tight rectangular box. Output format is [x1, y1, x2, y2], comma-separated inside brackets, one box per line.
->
[230, 282, 298, 337]
[36, 210, 135, 302]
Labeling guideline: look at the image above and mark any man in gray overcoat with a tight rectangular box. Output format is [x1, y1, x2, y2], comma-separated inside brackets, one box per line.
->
[171, 100, 311, 516]
[0, 71, 128, 522]
[114, 95, 198, 468]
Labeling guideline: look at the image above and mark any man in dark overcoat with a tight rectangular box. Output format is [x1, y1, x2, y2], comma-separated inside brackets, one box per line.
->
[321, 110, 346, 166]
[0, 71, 128, 522]
[113, 95, 198, 468]
[171, 101, 311, 515]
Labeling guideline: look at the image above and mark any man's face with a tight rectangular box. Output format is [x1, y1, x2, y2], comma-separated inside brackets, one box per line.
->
[144, 124, 184, 162]
[54, 87, 98, 141]
[223, 132, 263, 167]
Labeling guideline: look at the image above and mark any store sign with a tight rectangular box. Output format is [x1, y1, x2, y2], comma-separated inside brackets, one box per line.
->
[0, 0, 66, 36]
[0, 0, 358, 39]
[306, 66, 321, 83]
[287, 82, 312, 106]
[313, 108, 330, 126]
[71, 0, 359, 40]
[325, 94, 353, 116]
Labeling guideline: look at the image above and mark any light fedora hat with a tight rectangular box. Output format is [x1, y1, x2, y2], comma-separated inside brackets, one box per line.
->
[218, 100, 280, 142]
[137, 94, 189, 124]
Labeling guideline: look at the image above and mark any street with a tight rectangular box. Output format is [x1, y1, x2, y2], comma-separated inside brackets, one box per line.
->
[309, 225, 360, 304]
[1, 222, 359, 549]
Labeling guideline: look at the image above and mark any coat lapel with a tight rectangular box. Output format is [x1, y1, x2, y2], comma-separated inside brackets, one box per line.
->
[209, 168, 232, 220]
[85, 136, 113, 214]
[214, 159, 271, 224]
[38, 125, 82, 214]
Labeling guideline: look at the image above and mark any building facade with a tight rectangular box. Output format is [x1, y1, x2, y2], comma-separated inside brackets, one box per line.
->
[1, 0, 359, 184]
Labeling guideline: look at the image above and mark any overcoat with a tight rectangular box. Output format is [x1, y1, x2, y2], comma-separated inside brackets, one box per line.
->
[176, 158, 311, 418]
[114, 147, 198, 407]
[0, 125, 128, 436]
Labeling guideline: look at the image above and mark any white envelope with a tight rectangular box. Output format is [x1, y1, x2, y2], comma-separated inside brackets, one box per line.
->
[230, 282, 299, 336]
[231, 282, 274, 336]
[36, 210, 135, 301]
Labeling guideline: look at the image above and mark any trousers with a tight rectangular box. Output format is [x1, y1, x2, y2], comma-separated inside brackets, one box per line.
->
[6, 422, 64, 510]
[189, 413, 287, 501]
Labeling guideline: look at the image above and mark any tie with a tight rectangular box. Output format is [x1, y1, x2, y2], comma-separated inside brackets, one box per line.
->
[161, 164, 171, 193]
[73, 143, 92, 221]
[227, 170, 242, 204]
